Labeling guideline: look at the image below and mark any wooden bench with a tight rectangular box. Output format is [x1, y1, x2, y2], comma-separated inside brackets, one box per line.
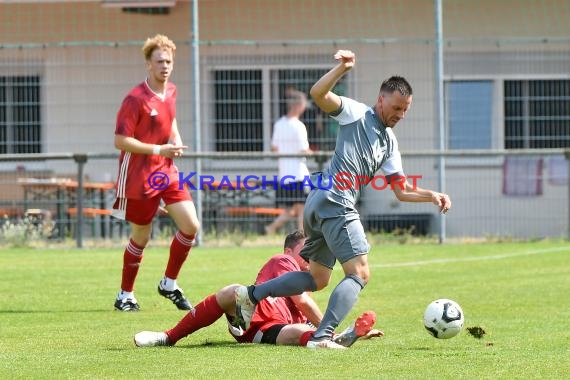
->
[224, 206, 284, 217]
[219, 206, 285, 234]
[0, 170, 54, 219]
[67, 207, 112, 217]
[0, 208, 23, 218]
[67, 207, 170, 239]
[67, 207, 120, 239]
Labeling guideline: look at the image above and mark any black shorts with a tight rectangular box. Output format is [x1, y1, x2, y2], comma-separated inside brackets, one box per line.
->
[260, 324, 287, 345]
[275, 181, 308, 207]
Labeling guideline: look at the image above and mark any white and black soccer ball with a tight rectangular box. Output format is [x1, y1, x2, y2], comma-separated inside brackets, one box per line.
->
[423, 299, 464, 339]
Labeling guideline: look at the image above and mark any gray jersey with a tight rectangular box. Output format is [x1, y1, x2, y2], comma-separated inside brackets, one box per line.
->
[316, 96, 404, 205]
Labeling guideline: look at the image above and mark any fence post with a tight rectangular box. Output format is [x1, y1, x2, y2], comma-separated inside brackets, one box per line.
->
[191, 0, 203, 245]
[566, 150, 570, 241]
[434, 0, 446, 243]
[74, 154, 88, 248]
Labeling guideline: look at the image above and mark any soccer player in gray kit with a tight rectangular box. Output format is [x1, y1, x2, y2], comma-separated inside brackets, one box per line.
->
[235, 50, 452, 349]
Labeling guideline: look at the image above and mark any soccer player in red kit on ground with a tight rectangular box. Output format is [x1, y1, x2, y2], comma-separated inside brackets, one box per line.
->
[134, 231, 382, 348]
[112, 34, 199, 312]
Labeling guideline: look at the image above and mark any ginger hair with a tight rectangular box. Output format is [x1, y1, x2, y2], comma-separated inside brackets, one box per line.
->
[142, 34, 176, 61]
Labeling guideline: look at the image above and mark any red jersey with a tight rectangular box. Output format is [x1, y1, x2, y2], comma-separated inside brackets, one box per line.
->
[115, 81, 179, 199]
[250, 254, 307, 329]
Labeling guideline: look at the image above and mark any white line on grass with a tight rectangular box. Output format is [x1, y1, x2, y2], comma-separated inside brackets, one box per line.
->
[370, 246, 569, 269]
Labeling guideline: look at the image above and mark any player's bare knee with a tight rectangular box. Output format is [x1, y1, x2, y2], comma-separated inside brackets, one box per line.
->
[313, 274, 330, 290]
[182, 222, 199, 236]
[178, 218, 199, 236]
[216, 284, 240, 313]
[358, 270, 370, 285]
[355, 264, 370, 284]
[341, 255, 370, 284]
[131, 235, 150, 247]
[130, 224, 152, 246]
[189, 216, 200, 230]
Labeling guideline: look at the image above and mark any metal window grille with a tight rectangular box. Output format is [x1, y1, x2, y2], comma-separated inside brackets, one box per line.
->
[211, 67, 347, 152]
[505, 79, 570, 149]
[213, 69, 263, 152]
[0, 75, 41, 154]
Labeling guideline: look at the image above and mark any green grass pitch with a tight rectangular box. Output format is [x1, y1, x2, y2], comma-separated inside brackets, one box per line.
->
[1, 240, 568, 379]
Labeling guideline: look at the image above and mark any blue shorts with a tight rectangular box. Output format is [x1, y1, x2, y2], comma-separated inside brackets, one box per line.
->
[300, 190, 370, 269]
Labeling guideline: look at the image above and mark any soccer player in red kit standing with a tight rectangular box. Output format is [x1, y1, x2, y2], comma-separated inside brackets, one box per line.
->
[112, 34, 198, 312]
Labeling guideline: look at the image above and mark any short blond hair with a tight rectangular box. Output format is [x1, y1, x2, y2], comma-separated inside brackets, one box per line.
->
[285, 90, 307, 112]
[142, 34, 176, 61]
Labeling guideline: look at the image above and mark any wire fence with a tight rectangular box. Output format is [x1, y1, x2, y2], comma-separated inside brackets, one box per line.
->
[0, 149, 567, 247]
[0, 1, 569, 246]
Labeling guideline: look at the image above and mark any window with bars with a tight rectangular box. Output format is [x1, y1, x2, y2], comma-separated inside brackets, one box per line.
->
[272, 68, 346, 152]
[0, 76, 42, 154]
[214, 70, 263, 152]
[212, 67, 346, 152]
[504, 79, 570, 149]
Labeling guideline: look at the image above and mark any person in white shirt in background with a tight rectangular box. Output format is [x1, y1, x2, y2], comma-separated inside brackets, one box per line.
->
[266, 89, 312, 234]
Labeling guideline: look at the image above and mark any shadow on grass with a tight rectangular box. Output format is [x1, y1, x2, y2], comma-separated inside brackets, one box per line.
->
[0, 309, 112, 314]
[103, 341, 251, 351]
[405, 346, 431, 351]
[177, 340, 254, 349]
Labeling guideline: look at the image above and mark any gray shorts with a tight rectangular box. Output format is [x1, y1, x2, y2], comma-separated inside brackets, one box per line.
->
[300, 190, 370, 269]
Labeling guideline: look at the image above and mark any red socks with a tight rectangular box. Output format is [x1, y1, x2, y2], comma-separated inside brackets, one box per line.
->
[121, 230, 193, 293]
[299, 330, 314, 346]
[121, 239, 144, 292]
[165, 230, 195, 279]
[165, 294, 224, 344]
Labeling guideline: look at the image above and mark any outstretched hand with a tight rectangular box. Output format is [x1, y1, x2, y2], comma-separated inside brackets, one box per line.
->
[432, 192, 452, 214]
[161, 144, 188, 159]
[333, 50, 356, 70]
[360, 329, 385, 340]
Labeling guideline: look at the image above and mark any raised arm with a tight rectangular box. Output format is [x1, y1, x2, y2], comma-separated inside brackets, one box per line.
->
[309, 50, 356, 114]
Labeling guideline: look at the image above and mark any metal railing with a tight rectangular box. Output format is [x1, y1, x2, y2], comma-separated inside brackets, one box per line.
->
[1, 148, 568, 247]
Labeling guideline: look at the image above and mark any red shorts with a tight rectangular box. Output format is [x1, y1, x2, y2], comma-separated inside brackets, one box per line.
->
[112, 181, 192, 225]
[225, 302, 295, 344]
[226, 317, 276, 344]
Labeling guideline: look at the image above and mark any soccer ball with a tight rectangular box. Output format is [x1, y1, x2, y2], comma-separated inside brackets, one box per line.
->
[423, 299, 464, 339]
